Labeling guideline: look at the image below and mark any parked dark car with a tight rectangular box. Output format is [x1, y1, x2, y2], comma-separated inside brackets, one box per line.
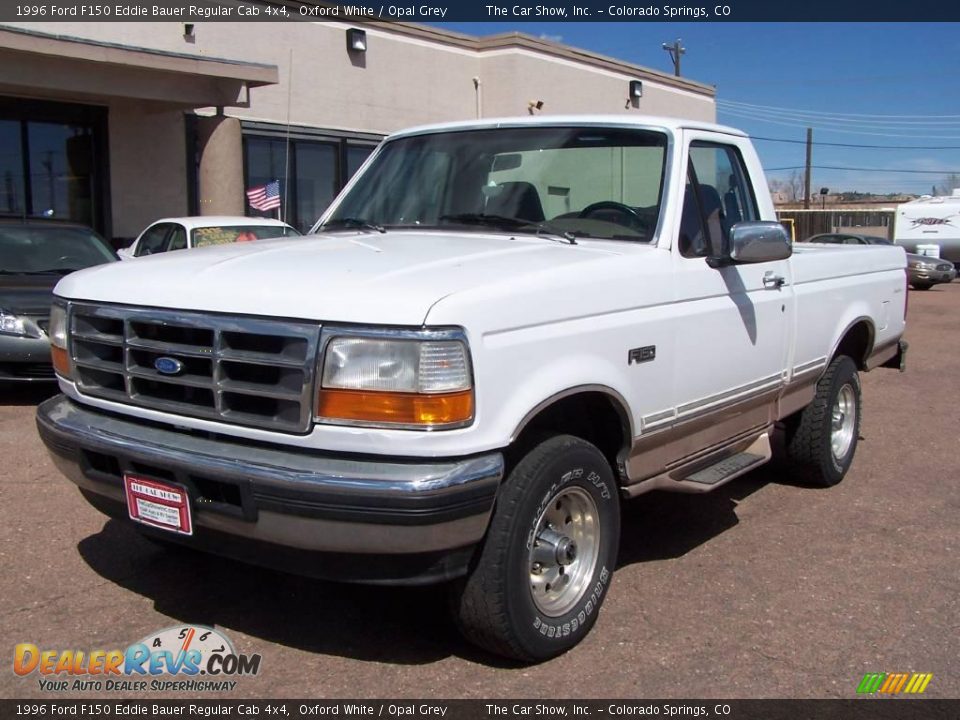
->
[0, 221, 117, 381]
[805, 233, 957, 290]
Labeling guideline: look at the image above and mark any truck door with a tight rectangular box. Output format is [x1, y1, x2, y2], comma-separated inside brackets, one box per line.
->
[667, 139, 792, 452]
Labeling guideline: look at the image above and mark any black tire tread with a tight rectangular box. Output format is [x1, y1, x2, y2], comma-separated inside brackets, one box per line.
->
[785, 355, 860, 487]
[451, 435, 602, 662]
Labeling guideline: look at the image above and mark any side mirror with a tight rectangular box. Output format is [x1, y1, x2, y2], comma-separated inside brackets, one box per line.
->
[707, 221, 792, 268]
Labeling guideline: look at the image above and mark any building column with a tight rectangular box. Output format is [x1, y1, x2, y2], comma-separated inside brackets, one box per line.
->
[196, 115, 244, 216]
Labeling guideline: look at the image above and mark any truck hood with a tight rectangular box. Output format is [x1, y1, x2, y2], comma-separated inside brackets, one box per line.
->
[54, 231, 620, 325]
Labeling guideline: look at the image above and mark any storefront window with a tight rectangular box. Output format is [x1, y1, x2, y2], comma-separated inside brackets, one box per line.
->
[0, 98, 105, 233]
[242, 124, 379, 233]
[295, 143, 337, 234]
[0, 120, 24, 215]
[28, 122, 94, 227]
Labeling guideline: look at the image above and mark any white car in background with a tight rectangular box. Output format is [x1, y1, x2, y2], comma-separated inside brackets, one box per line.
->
[118, 216, 300, 260]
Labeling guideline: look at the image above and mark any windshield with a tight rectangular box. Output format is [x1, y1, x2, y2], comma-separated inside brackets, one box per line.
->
[192, 224, 301, 247]
[0, 225, 116, 274]
[321, 126, 668, 242]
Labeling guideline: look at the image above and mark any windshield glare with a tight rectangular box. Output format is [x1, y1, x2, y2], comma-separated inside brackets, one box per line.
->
[322, 127, 668, 241]
[0, 226, 116, 273]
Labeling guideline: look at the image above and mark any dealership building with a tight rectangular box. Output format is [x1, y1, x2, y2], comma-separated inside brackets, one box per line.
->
[0, 15, 715, 240]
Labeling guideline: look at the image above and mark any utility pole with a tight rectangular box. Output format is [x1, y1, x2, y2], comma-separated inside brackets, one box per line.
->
[803, 127, 812, 210]
[662, 39, 685, 77]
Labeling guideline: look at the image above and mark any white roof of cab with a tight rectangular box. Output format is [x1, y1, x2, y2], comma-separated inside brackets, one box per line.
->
[387, 115, 747, 141]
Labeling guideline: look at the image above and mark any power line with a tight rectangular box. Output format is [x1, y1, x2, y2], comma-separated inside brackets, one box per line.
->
[718, 108, 960, 139]
[750, 135, 960, 150]
[718, 99, 960, 121]
[766, 165, 960, 174]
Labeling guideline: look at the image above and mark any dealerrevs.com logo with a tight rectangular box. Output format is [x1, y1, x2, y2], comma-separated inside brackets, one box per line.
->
[14, 625, 261, 692]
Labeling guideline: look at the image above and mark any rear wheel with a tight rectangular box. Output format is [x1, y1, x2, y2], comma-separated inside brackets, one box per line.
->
[785, 355, 862, 487]
[450, 435, 620, 662]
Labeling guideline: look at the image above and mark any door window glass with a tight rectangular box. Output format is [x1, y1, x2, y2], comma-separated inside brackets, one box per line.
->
[681, 143, 759, 258]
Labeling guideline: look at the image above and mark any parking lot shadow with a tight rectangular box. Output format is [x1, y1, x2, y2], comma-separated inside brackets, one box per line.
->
[2, 384, 59, 406]
[77, 520, 464, 665]
[75, 465, 779, 666]
[616, 466, 775, 567]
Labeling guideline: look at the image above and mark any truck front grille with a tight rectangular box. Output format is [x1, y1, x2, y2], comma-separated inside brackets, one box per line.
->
[69, 304, 320, 433]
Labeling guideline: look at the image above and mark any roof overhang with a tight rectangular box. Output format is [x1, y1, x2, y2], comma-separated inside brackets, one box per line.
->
[0, 27, 278, 108]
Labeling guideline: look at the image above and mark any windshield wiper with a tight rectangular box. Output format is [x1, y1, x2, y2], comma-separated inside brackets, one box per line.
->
[534, 221, 579, 245]
[439, 213, 579, 244]
[29, 268, 78, 275]
[321, 218, 386, 234]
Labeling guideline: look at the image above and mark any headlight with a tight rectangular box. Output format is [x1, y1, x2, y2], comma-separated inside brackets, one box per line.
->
[317, 333, 474, 429]
[914, 261, 938, 270]
[0, 308, 31, 337]
[48, 302, 72, 378]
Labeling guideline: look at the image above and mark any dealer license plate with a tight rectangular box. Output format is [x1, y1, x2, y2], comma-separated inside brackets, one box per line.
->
[123, 474, 193, 536]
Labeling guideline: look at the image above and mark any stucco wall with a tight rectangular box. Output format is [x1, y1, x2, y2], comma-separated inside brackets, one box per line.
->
[107, 101, 187, 237]
[6, 22, 714, 132]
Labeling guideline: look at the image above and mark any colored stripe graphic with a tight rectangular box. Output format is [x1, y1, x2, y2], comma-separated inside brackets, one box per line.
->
[857, 673, 885, 693]
[858, 672, 932, 694]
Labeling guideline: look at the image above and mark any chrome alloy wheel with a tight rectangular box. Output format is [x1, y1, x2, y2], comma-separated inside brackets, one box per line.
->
[529, 486, 600, 617]
[831, 384, 857, 462]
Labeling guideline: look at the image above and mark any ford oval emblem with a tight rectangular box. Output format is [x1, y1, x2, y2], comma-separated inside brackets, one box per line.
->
[154, 356, 184, 376]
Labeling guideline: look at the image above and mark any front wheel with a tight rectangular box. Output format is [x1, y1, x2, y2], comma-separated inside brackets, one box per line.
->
[450, 435, 620, 662]
[784, 355, 862, 487]
[910, 282, 932, 291]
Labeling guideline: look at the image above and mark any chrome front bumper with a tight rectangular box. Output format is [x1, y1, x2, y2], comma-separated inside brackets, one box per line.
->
[37, 395, 503, 584]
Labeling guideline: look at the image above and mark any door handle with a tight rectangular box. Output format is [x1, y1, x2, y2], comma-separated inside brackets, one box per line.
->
[763, 271, 786, 289]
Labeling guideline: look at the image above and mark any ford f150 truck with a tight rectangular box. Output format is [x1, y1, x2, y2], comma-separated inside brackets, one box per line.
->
[37, 116, 908, 662]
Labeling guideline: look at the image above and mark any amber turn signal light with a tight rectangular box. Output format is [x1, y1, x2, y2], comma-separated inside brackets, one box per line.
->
[51, 345, 71, 377]
[317, 389, 474, 428]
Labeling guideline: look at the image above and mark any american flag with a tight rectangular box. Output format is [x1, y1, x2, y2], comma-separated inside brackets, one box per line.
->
[246, 180, 281, 211]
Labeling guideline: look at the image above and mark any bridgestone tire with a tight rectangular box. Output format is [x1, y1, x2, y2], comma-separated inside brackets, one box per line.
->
[785, 355, 862, 487]
[450, 435, 620, 662]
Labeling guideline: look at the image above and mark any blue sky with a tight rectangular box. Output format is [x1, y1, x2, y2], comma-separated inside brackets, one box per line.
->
[434, 22, 960, 196]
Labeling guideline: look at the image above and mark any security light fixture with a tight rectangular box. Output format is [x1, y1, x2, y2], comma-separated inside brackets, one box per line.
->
[629, 80, 643, 99]
[183, 24, 195, 40]
[347, 28, 367, 53]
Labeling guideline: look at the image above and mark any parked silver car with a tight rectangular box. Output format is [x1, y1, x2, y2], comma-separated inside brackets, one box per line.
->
[0, 221, 117, 381]
[805, 233, 956, 290]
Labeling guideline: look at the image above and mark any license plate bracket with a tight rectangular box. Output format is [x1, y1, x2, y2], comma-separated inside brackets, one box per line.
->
[123, 473, 193, 536]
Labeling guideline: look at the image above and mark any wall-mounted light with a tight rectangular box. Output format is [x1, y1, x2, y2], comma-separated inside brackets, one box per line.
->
[629, 80, 643, 99]
[183, 23, 195, 42]
[346, 28, 367, 53]
[528, 100, 544, 114]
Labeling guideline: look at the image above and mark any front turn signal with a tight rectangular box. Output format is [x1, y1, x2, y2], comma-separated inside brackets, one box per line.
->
[316, 388, 474, 429]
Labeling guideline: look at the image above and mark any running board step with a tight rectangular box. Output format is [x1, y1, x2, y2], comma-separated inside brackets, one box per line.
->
[676, 433, 771, 490]
[620, 431, 773, 498]
[685, 451, 767, 485]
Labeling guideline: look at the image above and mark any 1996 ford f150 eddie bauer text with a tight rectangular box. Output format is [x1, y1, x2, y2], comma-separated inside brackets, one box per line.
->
[37, 116, 908, 661]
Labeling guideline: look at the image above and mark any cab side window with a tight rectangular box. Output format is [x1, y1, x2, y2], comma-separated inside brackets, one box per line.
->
[135, 224, 172, 257]
[167, 226, 187, 251]
[679, 143, 759, 259]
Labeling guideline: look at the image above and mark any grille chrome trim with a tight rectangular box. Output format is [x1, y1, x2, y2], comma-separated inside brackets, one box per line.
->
[68, 303, 320, 434]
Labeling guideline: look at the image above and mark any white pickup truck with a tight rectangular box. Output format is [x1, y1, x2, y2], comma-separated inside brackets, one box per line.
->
[37, 116, 908, 662]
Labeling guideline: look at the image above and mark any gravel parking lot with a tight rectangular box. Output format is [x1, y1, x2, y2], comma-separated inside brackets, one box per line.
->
[2, 283, 958, 700]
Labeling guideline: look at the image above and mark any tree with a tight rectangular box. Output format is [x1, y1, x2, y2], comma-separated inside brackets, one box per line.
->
[769, 170, 805, 202]
[936, 173, 960, 196]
